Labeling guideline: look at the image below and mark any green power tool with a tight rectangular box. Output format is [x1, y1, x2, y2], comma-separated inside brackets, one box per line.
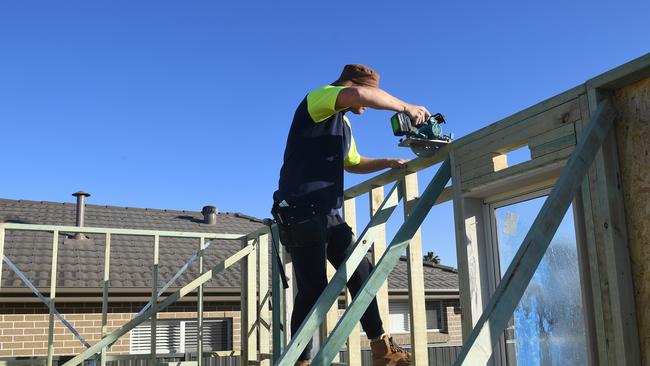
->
[391, 112, 453, 157]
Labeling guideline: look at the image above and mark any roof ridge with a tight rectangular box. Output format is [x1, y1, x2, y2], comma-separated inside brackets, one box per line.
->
[0, 197, 264, 222]
[399, 255, 458, 272]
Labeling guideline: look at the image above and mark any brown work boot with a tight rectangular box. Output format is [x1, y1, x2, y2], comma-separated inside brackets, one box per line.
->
[371, 335, 412, 366]
[294, 361, 310, 366]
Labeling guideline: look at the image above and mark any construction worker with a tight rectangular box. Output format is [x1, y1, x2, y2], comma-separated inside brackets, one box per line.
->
[272, 64, 430, 366]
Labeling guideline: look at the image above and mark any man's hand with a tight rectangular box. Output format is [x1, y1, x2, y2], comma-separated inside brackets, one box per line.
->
[404, 104, 431, 125]
[386, 158, 409, 169]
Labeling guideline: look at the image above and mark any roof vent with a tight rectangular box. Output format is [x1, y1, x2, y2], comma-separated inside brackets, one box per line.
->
[202, 205, 218, 225]
[72, 191, 90, 240]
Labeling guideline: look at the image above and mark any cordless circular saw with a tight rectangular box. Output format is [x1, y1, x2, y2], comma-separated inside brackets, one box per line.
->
[391, 112, 453, 158]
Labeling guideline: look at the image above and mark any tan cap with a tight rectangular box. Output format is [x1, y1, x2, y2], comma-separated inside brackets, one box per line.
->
[332, 64, 380, 88]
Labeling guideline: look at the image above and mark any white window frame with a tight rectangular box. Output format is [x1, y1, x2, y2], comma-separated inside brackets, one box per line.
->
[386, 300, 444, 335]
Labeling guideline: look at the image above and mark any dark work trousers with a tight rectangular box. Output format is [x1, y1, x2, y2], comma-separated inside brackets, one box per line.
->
[287, 213, 385, 361]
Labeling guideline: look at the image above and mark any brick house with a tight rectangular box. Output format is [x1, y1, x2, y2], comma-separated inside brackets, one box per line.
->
[0, 196, 461, 360]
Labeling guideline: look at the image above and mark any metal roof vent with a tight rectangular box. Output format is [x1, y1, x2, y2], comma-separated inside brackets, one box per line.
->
[202, 205, 218, 225]
[72, 191, 91, 240]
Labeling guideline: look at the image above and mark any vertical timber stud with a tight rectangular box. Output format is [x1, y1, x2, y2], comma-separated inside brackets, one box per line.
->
[401, 173, 429, 366]
[449, 150, 484, 340]
[343, 197, 362, 365]
[370, 186, 391, 327]
[151, 235, 160, 365]
[258, 234, 271, 366]
[587, 88, 641, 365]
[576, 93, 608, 365]
[101, 233, 111, 366]
[241, 237, 258, 365]
[197, 237, 205, 366]
[47, 231, 59, 366]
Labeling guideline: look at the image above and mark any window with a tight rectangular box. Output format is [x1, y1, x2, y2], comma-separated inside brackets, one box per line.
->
[491, 194, 588, 365]
[388, 300, 443, 334]
[130, 319, 232, 354]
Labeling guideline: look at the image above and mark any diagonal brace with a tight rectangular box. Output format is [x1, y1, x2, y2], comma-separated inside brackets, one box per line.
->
[312, 158, 451, 366]
[452, 99, 616, 366]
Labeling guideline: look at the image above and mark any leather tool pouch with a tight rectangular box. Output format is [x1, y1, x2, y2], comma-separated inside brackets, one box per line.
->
[272, 204, 326, 248]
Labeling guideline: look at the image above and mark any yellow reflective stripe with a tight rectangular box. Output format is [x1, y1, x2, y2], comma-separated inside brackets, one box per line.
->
[307, 85, 347, 123]
[344, 117, 361, 167]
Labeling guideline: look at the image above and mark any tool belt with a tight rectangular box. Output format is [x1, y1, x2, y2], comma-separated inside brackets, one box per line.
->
[271, 201, 327, 248]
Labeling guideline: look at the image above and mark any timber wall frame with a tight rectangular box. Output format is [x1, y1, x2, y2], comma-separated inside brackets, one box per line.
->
[276, 53, 649, 366]
[0, 223, 275, 366]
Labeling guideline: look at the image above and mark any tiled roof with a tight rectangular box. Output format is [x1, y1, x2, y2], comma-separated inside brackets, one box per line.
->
[0, 198, 457, 293]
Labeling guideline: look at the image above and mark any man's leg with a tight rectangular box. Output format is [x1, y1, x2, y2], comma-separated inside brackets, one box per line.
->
[325, 214, 412, 366]
[287, 239, 329, 361]
[325, 214, 385, 339]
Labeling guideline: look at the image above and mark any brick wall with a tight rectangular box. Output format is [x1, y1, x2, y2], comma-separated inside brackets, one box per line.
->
[0, 301, 241, 358]
[1, 298, 462, 358]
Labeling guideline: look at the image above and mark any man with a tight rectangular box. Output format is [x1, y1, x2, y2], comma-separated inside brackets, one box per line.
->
[273, 64, 431, 366]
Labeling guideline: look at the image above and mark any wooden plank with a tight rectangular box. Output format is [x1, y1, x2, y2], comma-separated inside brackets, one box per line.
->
[241, 237, 258, 365]
[461, 146, 574, 193]
[62, 242, 256, 366]
[344, 145, 450, 199]
[369, 187, 390, 327]
[459, 150, 508, 176]
[528, 122, 575, 147]
[342, 198, 361, 366]
[591, 89, 641, 365]
[197, 237, 205, 366]
[453, 99, 617, 366]
[402, 173, 429, 366]
[460, 153, 509, 183]
[454, 99, 581, 165]
[46, 231, 59, 366]
[0, 223, 246, 240]
[450, 151, 475, 339]
[151, 235, 160, 366]
[575, 93, 607, 366]
[258, 234, 271, 366]
[275, 182, 402, 366]
[586, 52, 650, 90]
[312, 159, 451, 366]
[530, 132, 576, 159]
[100, 233, 111, 366]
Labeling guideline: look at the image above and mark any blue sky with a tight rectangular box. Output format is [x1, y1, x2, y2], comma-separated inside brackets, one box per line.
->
[1, 1, 648, 267]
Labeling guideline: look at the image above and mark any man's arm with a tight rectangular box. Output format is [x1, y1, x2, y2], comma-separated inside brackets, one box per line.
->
[344, 156, 409, 174]
[335, 86, 431, 124]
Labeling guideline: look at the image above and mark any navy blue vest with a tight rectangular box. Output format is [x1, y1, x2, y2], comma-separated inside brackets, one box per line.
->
[277, 96, 351, 212]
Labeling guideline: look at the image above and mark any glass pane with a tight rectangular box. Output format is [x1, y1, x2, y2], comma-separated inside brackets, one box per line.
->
[495, 196, 587, 366]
